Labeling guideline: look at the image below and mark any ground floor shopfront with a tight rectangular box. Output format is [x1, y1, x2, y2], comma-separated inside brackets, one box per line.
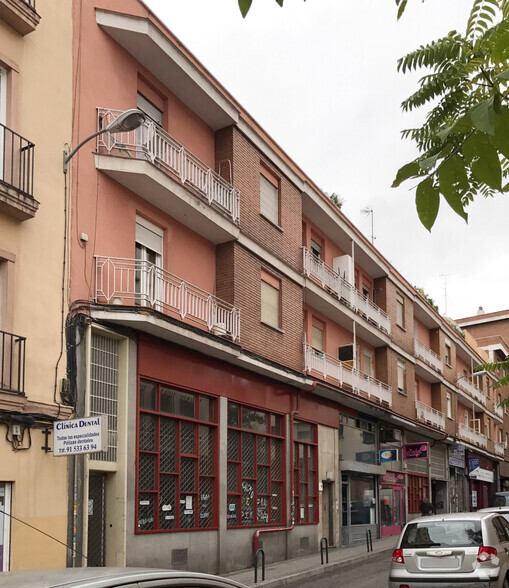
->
[467, 451, 497, 510]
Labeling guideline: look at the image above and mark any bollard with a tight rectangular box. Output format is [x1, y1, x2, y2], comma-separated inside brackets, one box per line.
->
[320, 537, 329, 564]
[366, 529, 373, 552]
[253, 548, 265, 584]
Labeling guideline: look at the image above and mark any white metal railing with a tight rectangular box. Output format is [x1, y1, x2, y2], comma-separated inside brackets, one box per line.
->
[414, 339, 443, 374]
[494, 440, 505, 457]
[302, 248, 390, 335]
[495, 404, 504, 419]
[96, 108, 240, 223]
[415, 400, 445, 431]
[95, 256, 240, 342]
[458, 423, 487, 448]
[456, 374, 486, 406]
[304, 343, 392, 407]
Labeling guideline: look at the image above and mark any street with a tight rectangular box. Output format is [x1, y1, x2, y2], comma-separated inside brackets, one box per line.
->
[287, 552, 390, 587]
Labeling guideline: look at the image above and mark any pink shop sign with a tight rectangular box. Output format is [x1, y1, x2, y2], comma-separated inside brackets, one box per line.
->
[403, 442, 429, 460]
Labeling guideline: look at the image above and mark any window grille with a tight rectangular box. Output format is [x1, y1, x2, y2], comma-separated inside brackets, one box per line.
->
[227, 402, 285, 528]
[137, 379, 217, 532]
[90, 333, 119, 462]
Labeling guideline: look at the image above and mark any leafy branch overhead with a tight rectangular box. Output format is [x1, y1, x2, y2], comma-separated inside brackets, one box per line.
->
[238, 0, 284, 18]
[393, 0, 509, 230]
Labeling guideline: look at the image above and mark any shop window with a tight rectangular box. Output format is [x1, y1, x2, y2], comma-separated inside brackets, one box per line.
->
[349, 476, 376, 525]
[407, 474, 429, 513]
[227, 402, 284, 527]
[137, 379, 217, 532]
[261, 270, 280, 329]
[293, 421, 318, 524]
[339, 415, 376, 464]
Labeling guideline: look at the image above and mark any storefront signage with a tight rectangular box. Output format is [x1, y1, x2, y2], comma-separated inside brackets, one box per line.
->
[403, 442, 429, 460]
[381, 472, 404, 485]
[449, 444, 465, 468]
[379, 449, 398, 462]
[468, 457, 494, 482]
[53, 416, 107, 456]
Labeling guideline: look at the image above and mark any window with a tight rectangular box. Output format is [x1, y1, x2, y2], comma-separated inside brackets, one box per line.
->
[446, 392, 452, 419]
[135, 217, 163, 307]
[310, 238, 322, 259]
[137, 380, 217, 532]
[445, 340, 451, 366]
[311, 324, 323, 352]
[396, 292, 405, 328]
[339, 415, 376, 464]
[0, 482, 11, 571]
[363, 349, 374, 379]
[137, 92, 163, 126]
[294, 421, 318, 524]
[260, 173, 279, 225]
[464, 409, 469, 427]
[397, 360, 406, 394]
[486, 418, 491, 439]
[261, 270, 280, 329]
[0, 66, 7, 183]
[227, 402, 284, 527]
[362, 285, 370, 300]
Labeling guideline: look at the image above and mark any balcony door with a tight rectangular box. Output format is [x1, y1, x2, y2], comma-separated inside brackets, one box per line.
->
[0, 482, 11, 571]
[135, 217, 163, 309]
[0, 66, 6, 182]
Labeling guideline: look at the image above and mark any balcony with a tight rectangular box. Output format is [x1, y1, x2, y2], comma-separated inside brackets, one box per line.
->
[457, 423, 487, 449]
[0, 123, 38, 220]
[495, 404, 504, 420]
[304, 343, 392, 407]
[414, 339, 443, 374]
[95, 256, 240, 342]
[456, 374, 486, 406]
[0, 0, 40, 35]
[0, 329, 26, 395]
[302, 248, 390, 335]
[95, 108, 239, 244]
[415, 400, 445, 431]
[494, 441, 505, 457]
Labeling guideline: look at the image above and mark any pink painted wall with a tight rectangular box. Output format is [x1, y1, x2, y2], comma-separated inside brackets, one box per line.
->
[70, 0, 217, 302]
[414, 319, 430, 347]
[415, 376, 431, 405]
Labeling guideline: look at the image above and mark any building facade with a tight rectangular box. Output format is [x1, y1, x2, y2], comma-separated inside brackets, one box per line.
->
[62, 0, 509, 575]
[0, 0, 72, 571]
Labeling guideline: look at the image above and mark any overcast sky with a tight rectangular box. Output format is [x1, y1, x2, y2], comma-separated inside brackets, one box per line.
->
[144, 0, 509, 320]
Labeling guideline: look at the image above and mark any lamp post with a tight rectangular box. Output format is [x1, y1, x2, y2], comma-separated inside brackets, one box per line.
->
[63, 108, 145, 173]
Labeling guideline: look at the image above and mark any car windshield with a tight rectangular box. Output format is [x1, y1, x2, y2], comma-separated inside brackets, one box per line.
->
[401, 520, 483, 548]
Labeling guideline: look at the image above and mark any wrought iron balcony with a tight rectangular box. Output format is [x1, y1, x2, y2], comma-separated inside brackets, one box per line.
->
[95, 256, 240, 342]
[457, 422, 487, 448]
[0, 329, 26, 395]
[415, 400, 445, 431]
[414, 338, 443, 374]
[96, 108, 239, 224]
[456, 373, 486, 406]
[302, 248, 390, 335]
[304, 343, 392, 407]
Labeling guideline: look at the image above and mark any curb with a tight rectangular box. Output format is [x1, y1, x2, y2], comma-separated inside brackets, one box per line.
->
[236, 546, 394, 587]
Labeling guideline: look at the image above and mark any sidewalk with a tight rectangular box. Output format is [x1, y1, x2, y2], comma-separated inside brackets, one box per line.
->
[223, 535, 397, 587]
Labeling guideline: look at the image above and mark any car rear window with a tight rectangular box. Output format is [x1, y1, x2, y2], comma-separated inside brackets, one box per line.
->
[401, 520, 483, 548]
[492, 494, 509, 507]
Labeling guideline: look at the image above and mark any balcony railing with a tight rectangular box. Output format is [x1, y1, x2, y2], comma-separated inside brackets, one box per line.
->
[414, 339, 443, 374]
[415, 400, 445, 431]
[0, 330, 26, 395]
[458, 423, 487, 448]
[495, 404, 504, 419]
[304, 343, 392, 407]
[95, 256, 240, 342]
[96, 108, 239, 223]
[456, 374, 486, 406]
[0, 123, 35, 197]
[494, 440, 505, 457]
[302, 248, 390, 335]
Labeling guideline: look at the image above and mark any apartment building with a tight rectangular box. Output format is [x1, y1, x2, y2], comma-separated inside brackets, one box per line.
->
[0, 0, 72, 571]
[64, 0, 508, 574]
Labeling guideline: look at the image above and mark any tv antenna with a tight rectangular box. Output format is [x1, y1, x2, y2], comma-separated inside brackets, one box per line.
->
[361, 206, 375, 245]
[440, 274, 448, 316]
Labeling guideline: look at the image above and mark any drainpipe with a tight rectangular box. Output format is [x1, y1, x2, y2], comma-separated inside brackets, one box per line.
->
[253, 382, 317, 555]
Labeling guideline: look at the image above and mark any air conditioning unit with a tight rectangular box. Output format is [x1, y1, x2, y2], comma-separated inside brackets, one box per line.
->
[380, 428, 402, 443]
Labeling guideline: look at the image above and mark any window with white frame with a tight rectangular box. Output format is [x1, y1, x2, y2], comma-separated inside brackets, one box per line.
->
[363, 349, 374, 379]
[261, 271, 280, 329]
[0, 482, 11, 571]
[260, 173, 279, 225]
[137, 92, 163, 126]
[397, 360, 406, 394]
[446, 392, 452, 419]
[311, 324, 324, 353]
[445, 339, 451, 366]
[396, 292, 405, 328]
[310, 238, 322, 259]
[135, 216, 163, 307]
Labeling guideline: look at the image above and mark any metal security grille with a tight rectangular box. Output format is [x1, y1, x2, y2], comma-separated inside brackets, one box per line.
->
[87, 474, 106, 566]
[90, 333, 119, 462]
[137, 379, 217, 532]
[227, 402, 285, 528]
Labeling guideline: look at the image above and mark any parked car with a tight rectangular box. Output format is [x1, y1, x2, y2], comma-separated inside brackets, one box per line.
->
[480, 506, 509, 522]
[0, 567, 248, 588]
[492, 492, 509, 507]
[389, 512, 509, 587]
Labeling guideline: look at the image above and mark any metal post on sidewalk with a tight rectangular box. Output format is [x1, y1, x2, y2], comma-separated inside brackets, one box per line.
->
[253, 548, 265, 584]
[320, 537, 329, 564]
[366, 529, 373, 552]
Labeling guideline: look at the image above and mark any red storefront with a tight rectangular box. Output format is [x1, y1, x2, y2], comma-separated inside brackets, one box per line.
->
[380, 471, 405, 537]
[467, 451, 495, 510]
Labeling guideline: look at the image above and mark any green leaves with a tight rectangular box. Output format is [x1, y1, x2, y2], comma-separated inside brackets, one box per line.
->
[392, 161, 420, 187]
[416, 178, 440, 231]
[238, 0, 252, 18]
[470, 96, 496, 134]
[463, 132, 502, 190]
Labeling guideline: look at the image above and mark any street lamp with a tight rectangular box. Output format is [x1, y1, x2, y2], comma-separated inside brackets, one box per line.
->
[63, 108, 146, 173]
